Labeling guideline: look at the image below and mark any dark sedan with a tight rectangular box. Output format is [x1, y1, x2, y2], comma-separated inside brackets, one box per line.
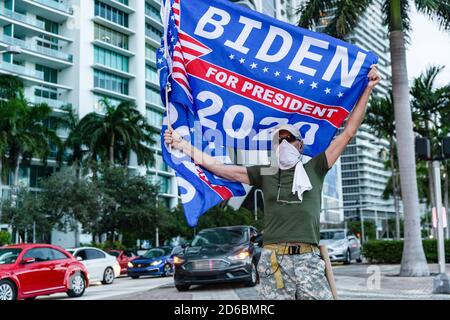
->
[173, 226, 262, 292]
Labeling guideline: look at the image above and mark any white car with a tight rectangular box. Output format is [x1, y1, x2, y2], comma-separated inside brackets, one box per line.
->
[67, 247, 121, 285]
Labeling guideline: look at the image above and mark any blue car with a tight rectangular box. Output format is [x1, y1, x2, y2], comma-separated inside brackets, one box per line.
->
[128, 246, 182, 279]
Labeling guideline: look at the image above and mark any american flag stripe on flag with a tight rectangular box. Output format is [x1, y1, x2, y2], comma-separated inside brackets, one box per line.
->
[160, 0, 212, 102]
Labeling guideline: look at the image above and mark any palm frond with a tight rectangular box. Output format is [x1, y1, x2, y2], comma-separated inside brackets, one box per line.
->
[415, 0, 450, 31]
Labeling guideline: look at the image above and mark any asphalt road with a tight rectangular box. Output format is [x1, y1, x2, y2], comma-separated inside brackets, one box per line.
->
[39, 263, 450, 300]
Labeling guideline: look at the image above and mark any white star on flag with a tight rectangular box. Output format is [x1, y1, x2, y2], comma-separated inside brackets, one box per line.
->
[239, 58, 245, 64]
[250, 62, 258, 69]
[157, 58, 163, 64]
[263, 67, 269, 73]
[310, 82, 318, 89]
[159, 48, 164, 53]
[286, 75, 292, 80]
[338, 92, 344, 98]
[298, 79, 305, 85]
[325, 88, 331, 94]
[170, 36, 175, 43]
[229, 54, 235, 60]
[274, 71, 281, 77]
[171, 16, 175, 21]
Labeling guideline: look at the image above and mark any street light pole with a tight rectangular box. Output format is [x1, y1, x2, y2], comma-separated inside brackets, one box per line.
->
[432, 160, 450, 294]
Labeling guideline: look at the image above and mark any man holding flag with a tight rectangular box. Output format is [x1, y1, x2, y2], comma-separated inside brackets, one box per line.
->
[159, 0, 380, 299]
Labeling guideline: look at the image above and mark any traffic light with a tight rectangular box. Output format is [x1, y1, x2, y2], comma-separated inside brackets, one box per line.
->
[415, 137, 431, 160]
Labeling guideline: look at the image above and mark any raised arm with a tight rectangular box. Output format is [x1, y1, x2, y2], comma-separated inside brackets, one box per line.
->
[325, 65, 381, 168]
[164, 129, 250, 184]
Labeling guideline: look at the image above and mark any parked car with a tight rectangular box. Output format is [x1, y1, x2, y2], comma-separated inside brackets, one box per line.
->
[106, 250, 138, 275]
[128, 246, 181, 279]
[0, 244, 89, 300]
[67, 247, 120, 285]
[320, 229, 362, 264]
[173, 226, 262, 292]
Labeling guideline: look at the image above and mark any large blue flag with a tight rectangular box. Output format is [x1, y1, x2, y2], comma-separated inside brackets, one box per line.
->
[158, 0, 378, 227]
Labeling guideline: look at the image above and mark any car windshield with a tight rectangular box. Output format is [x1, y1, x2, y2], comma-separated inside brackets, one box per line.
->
[143, 249, 166, 259]
[191, 229, 248, 246]
[320, 231, 345, 240]
[0, 249, 22, 265]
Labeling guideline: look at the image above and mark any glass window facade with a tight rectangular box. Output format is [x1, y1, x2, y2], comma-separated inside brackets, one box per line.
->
[95, 0, 129, 27]
[145, 65, 158, 84]
[94, 69, 129, 95]
[94, 46, 129, 72]
[145, 23, 162, 42]
[35, 64, 58, 83]
[94, 23, 129, 50]
[146, 86, 162, 107]
[146, 108, 163, 128]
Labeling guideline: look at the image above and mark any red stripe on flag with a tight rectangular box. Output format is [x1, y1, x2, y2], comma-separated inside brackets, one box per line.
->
[186, 59, 349, 128]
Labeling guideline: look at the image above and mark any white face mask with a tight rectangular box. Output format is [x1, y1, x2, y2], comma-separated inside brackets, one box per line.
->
[276, 139, 301, 170]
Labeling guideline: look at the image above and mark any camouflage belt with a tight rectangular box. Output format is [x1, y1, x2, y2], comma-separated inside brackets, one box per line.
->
[264, 243, 320, 289]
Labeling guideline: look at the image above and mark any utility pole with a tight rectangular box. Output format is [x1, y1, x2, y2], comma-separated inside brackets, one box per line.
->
[432, 161, 450, 294]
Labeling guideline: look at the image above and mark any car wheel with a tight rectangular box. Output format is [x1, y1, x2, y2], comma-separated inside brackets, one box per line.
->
[67, 273, 86, 298]
[356, 254, 363, 263]
[344, 250, 352, 265]
[0, 280, 17, 301]
[246, 262, 258, 287]
[101, 267, 115, 285]
[131, 276, 140, 279]
[162, 264, 173, 277]
[175, 284, 190, 292]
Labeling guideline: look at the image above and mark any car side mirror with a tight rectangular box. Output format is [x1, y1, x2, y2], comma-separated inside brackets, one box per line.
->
[76, 256, 83, 261]
[22, 257, 36, 264]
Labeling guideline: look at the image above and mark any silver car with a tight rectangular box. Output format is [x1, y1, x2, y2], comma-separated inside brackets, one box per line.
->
[319, 229, 362, 264]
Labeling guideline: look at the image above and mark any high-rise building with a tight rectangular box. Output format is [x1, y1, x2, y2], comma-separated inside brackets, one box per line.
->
[0, 0, 179, 245]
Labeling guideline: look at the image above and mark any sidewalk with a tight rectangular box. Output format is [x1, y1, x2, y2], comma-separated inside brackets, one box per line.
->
[334, 263, 450, 300]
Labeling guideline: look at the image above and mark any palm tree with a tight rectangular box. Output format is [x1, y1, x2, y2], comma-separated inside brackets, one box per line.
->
[298, 0, 450, 276]
[78, 99, 156, 169]
[365, 90, 402, 239]
[411, 66, 450, 208]
[56, 105, 86, 178]
[3, 92, 61, 187]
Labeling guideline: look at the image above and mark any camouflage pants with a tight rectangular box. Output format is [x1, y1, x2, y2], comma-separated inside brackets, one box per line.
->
[257, 248, 333, 300]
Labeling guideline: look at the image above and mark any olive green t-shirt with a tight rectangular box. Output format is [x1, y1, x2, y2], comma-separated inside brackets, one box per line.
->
[247, 152, 330, 246]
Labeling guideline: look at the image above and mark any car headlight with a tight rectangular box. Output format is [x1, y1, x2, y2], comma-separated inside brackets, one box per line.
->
[173, 256, 185, 265]
[150, 260, 163, 266]
[128, 262, 134, 268]
[228, 250, 250, 261]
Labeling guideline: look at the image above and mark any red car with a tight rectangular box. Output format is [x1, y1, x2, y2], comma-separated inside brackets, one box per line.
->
[107, 250, 137, 275]
[0, 244, 89, 300]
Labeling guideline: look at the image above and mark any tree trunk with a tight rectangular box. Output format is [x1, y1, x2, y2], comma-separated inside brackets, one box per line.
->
[390, 142, 401, 239]
[109, 132, 115, 165]
[389, 23, 429, 275]
[13, 155, 20, 187]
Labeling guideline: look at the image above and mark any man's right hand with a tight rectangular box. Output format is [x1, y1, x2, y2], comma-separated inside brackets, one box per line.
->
[164, 129, 184, 150]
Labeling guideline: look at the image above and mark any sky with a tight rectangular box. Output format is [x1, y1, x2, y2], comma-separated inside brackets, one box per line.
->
[407, 6, 450, 87]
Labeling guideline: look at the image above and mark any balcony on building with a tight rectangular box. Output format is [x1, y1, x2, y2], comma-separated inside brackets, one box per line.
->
[0, 60, 44, 82]
[0, 34, 72, 69]
[14, 0, 73, 23]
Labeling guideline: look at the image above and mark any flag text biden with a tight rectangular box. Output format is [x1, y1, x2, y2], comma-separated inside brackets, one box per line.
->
[194, 6, 368, 89]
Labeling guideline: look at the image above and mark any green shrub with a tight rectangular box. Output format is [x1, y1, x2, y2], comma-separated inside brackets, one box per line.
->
[0, 231, 11, 246]
[81, 241, 126, 251]
[363, 239, 450, 264]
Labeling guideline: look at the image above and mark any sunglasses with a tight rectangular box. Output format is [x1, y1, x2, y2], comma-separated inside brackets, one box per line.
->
[278, 135, 301, 144]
